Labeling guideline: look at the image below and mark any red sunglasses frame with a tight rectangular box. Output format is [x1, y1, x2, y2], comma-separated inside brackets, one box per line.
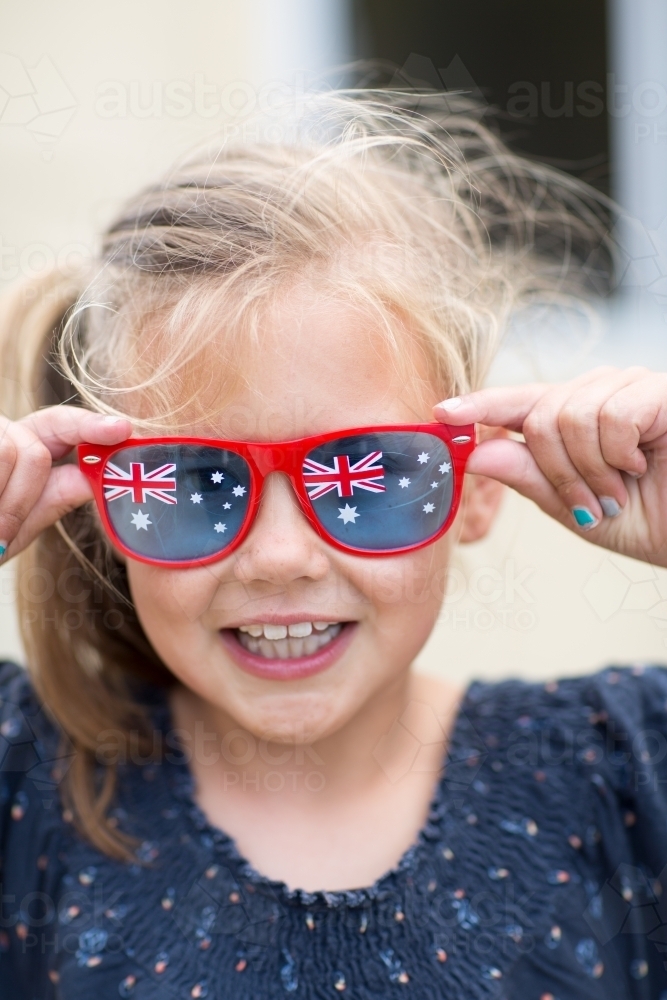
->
[77, 422, 476, 568]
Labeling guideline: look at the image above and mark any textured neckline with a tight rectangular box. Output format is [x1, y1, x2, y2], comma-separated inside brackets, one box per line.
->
[149, 679, 482, 908]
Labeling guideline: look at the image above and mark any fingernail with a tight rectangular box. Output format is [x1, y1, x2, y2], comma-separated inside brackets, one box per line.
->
[102, 415, 126, 426]
[438, 396, 462, 410]
[0, 541, 7, 560]
[598, 496, 621, 518]
[571, 506, 599, 530]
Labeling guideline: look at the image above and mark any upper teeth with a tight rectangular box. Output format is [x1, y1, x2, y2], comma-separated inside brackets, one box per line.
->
[237, 621, 333, 639]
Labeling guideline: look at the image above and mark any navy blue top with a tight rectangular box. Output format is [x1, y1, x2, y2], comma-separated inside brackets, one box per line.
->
[3, 659, 667, 1000]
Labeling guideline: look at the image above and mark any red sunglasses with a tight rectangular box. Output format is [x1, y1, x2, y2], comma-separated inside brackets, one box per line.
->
[77, 422, 475, 568]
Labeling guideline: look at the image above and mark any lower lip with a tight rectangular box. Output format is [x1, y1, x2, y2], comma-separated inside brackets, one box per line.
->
[219, 623, 357, 681]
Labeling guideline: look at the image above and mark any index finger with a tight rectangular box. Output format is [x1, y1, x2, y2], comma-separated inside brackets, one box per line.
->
[433, 383, 548, 432]
[18, 405, 132, 461]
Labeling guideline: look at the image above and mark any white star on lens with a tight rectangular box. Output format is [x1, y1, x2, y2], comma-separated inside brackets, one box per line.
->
[398, 477, 411, 488]
[417, 452, 429, 464]
[422, 502, 435, 514]
[211, 471, 224, 483]
[190, 492, 202, 504]
[213, 522, 227, 533]
[131, 510, 151, 530]
[439, 461, 451, 474]
[430, 481, 439, 489]
[222, 502, 232, 509]
[338, 504, 359, 524]
[232, 485, 246, 497]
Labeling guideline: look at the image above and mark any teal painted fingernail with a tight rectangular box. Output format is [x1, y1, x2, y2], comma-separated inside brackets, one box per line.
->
[0, 541, 7, 559]
[599, 496, 621, 518]
[571, 506, 599, 530]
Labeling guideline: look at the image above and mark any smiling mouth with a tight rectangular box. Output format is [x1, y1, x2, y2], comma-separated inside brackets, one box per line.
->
[233, 621, 344, 659]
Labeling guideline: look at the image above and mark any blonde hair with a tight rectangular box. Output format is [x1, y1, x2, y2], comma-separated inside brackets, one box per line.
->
[0, 89, 611, 860]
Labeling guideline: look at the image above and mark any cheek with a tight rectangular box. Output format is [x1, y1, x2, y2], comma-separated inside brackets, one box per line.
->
[125, 561, 221, 654]
[346, 538, 452, 638]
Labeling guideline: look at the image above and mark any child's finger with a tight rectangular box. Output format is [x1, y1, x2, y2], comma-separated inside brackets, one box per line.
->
[554, 370, 643, 512]
[19, 405, 132, 461]
[1, 464, 94, 561]
[466, 373, 621, 529]
[433, 367, 619, 431]
[0, 422, 19, 499]
[0, 422, 54, 552]
[466, 437, 572, 526]
[599, 374, 667, 475]
[434, 383, 548, 431]
[513, 385, 606, 528]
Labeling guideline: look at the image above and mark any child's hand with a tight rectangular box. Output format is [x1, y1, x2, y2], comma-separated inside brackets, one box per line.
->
[434, 367, 667, 567]
[0, 406, 131, 562]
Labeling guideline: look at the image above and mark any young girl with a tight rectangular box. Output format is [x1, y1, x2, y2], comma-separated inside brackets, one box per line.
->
[1, 91, 666, 1000]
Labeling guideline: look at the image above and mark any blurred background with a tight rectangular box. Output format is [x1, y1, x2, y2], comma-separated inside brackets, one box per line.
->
[2, 0, 667, 682]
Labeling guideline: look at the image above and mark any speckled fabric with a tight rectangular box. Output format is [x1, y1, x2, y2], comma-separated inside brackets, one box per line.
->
[3, 659, 667, 999]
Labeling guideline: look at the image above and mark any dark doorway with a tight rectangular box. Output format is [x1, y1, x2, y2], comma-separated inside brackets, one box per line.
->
[352, 0, 609, 193]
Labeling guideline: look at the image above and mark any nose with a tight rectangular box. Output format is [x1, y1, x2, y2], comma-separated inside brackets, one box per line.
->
[232, 472, 331, 586]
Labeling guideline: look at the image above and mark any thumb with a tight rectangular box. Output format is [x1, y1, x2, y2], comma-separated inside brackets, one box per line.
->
[467, 437, 569, 525]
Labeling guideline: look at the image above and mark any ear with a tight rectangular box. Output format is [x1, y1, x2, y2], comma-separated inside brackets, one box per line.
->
[458, 425, 507, 544]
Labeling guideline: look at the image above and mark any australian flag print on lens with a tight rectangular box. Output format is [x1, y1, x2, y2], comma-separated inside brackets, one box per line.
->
[303, 432, 454, 550]
[103, 444, 251, 562]
[303, 451, 386, 500]
[103, 462, 178, 504]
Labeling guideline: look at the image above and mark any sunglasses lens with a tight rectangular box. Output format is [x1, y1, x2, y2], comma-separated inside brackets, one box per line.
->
[103, 444, 252, 563]
[303, 431, 455, 551]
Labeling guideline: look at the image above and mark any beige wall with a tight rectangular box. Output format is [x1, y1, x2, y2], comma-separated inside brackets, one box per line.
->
[0, 0, 350, 267]
[2, 1, 667, 683]
[418, 489, 667, 684]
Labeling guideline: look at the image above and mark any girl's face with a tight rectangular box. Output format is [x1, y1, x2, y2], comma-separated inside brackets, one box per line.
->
[125, 285, 458, 743]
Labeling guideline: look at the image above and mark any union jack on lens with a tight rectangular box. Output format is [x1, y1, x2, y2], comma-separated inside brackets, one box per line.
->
[103, 462, 178, 505]
[303, 451, 386, 500]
